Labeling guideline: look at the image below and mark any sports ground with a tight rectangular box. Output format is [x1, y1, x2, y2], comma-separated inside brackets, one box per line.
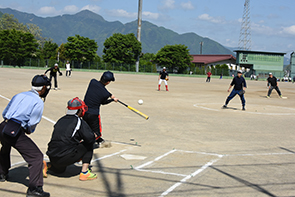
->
[0, 67, 295, 197]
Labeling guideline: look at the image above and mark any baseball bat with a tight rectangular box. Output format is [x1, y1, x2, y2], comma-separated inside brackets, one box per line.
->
[118, 100, 149, 120]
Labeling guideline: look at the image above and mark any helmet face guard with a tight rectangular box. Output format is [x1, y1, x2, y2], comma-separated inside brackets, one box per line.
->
[67, 97, 88, 117]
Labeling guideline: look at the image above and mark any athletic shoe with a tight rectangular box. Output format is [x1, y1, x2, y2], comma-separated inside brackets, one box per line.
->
[222, 105, 227, 109]
[79, 169, 97, 181]
[43, 161, 48, 178]
[242, 107, 245, 111]
[266, 96, 270, 98]
[96, 137, 105, 144]
[0, 174, 7, 182]
[54, 88, 58, 90]
[280, 95, 283, 98]
[26, 186, 50, 197]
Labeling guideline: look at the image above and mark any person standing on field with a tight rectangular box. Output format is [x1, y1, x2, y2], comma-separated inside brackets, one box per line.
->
[266, 73, 282, 98]
[83, 71, 119, 147]
[0, 75, 51, 197]
[65, 61, 71, 77]
[223, 70, 247, 110]
[206, 71, 212, 82]
[158, 67, 169, 91]
[45, 63, 62, 90]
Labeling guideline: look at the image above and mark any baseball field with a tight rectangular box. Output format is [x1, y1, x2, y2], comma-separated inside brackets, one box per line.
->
[0, 67, 295, 197]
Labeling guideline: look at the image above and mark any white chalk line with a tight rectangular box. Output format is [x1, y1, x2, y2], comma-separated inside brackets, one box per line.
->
[160, 156, 223, 197]
[0, 94, 131, 168]
[193, 103, 295, 116]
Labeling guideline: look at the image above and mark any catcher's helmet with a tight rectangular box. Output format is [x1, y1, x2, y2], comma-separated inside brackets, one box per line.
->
[67, 97, 88, 117]
[100, 71, 115, 83]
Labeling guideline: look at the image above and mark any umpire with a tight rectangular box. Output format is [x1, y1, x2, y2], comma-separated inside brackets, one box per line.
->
[223, 70, 247, 110]
[0, 75, 51, 197]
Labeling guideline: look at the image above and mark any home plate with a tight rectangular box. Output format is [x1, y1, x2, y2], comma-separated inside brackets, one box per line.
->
[120, 154, 147, 160]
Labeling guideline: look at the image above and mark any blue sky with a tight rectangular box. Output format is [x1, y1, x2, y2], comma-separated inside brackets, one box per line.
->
[0, 0, 294, 54]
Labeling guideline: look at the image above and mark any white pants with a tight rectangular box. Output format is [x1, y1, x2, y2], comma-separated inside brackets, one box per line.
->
[159, 79, 168, 85]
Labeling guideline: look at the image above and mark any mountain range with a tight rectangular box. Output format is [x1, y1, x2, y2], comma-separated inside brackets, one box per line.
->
[0, 8, 234, 56]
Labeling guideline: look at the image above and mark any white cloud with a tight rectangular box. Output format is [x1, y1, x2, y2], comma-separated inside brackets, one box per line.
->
[81, 5, 101, 13]
[37, 6, 59, 16]
[159, 0, 175, 10]
[281, 25, 295, 35]
[143, 11, 160, 20]
[63, 5, 79, 14]
[198, 14, 225, 24]
[181, 1, 194, 10]
[106, 9, 160, 20]
[106, 9, 137, 18]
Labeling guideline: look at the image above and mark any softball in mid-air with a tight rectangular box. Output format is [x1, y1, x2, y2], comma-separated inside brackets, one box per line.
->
[138, 99, 143, 105]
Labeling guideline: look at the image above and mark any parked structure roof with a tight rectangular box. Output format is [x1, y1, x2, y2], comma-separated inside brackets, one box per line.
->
[191, 54, 236, 64]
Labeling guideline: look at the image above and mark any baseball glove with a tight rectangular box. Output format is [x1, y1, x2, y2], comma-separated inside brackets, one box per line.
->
[238, 90, 245, 95]
[165, 78, 169, 81]
[59, 72, 63, 76]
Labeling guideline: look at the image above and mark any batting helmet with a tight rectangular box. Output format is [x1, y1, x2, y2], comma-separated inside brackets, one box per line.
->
[100, 71, 115, 83]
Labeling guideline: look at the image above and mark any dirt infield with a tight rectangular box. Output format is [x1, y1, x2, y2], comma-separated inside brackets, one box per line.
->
[0, 67, 295, 196]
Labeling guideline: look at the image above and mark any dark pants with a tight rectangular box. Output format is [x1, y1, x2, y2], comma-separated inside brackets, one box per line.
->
[66, 70, 71, 76]
[206, 77, 211, 82]
[83, 113, 102, 140]
[49, 74, 57, 88]
[49, 143, 93, 173]
[268, 86, 281, 96]
[0, 121, 43, 189]
[225, 89, 245, 107]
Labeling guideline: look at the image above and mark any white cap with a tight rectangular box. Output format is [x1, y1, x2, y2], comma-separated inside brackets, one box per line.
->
[237, 70, 243, 73]
[54, 63, 58, 67]
[269, 73, 273, 75]
[163, 67, 166, 70]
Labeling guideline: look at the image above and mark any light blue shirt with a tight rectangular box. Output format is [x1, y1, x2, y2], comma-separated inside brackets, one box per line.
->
[2, 89, 44, 133]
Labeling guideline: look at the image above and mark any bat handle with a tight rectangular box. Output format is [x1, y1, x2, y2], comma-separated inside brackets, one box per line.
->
[118, 100, 128, 107]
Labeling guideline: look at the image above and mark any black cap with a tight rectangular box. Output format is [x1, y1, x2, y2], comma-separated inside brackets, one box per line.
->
[100, 71, 115, 83]
[32, 75, 51, 87]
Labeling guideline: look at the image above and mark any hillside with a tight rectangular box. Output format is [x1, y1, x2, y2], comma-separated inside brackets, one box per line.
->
[0, 8, 233, 56]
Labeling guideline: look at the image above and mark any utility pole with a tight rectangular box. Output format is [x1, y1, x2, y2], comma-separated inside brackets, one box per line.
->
[200, 42, 204, 54]
[136, 0, 143, 72]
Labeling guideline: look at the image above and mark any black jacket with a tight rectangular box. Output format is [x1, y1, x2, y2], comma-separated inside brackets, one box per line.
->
[46, 115, 95, 158]
[45, 66, 62, 76]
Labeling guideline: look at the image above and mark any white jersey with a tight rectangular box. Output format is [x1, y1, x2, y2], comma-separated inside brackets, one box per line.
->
[66, 63, 71, 71]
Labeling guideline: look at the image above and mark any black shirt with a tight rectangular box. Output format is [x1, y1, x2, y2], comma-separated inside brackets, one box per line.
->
[159, 70, 169, 79]
[84, 79, 112, 115]
[230, 76, 247, 90]
[267, 77, 277, 86]
[46, 115, 95, 158]
[45, 67, 61, 76]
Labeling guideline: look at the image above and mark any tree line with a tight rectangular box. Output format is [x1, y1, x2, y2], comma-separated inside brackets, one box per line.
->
[0, 13, 205, 74]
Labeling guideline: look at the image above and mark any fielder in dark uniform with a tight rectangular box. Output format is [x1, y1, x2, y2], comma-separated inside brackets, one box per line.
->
[158, 67, 169, 91]
[83, 71, 118, 146]
[266, 73, 282, 98]
[0, 75, 51, 197]
[223, 70, 247, 110]
[45, 97, 96, 181]
[44, 63, 62, 90]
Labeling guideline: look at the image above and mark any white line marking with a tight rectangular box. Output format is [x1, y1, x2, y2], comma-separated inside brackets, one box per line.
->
[160, 155, 223, 196]
[91, 149, 127, 163]
[135, 149, 177, 169]
[177, 150, 223, 157]
[0, 94, 10, 101]
[225, 152, 293, 157]
[136, 169, 187, 177]
[193, 103, 295, 116]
